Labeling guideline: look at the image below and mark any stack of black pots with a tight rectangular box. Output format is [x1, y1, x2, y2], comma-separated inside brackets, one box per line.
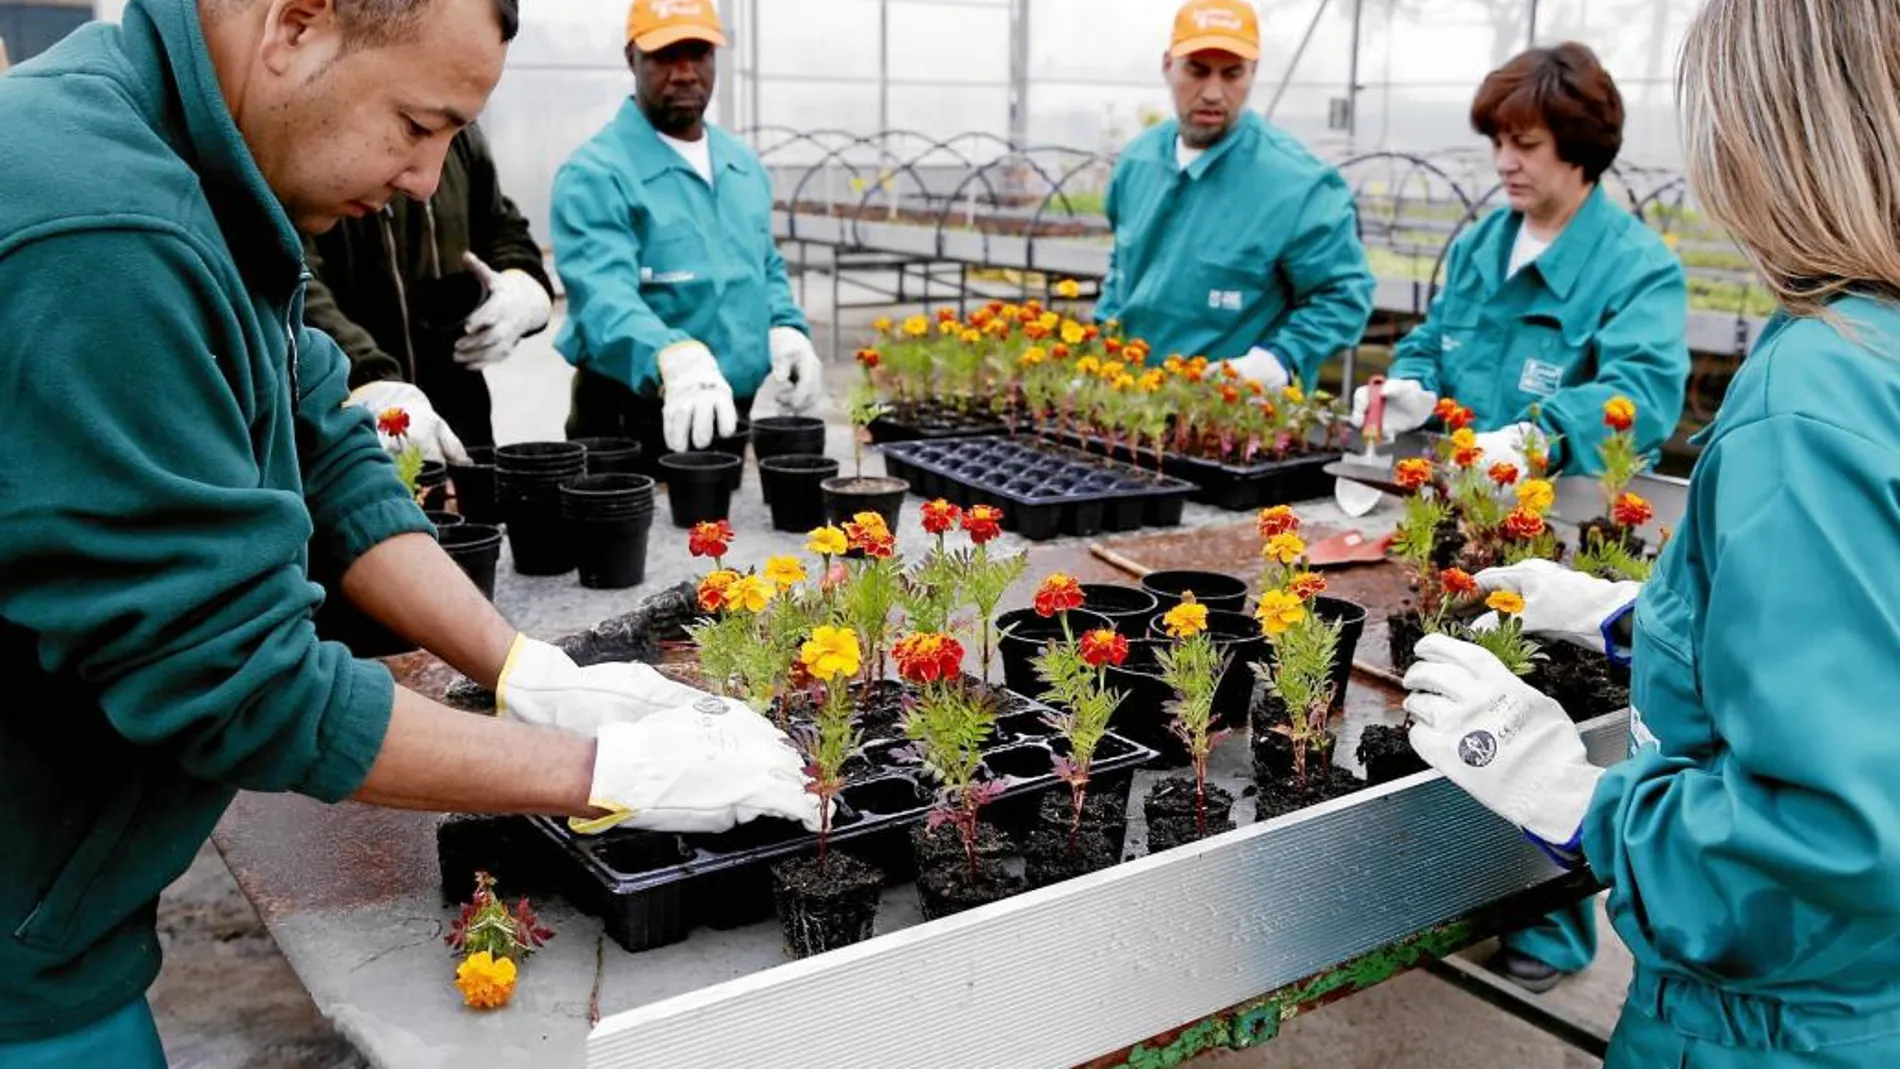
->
[751, 416, 836, 532]
[559, 474, 657, 589]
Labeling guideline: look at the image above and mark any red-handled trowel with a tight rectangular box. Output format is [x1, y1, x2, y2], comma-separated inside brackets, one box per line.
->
[1329, 376, 1396, 518]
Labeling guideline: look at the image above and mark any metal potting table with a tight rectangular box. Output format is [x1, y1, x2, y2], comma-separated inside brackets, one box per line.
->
[213, 423, 1679, 1068]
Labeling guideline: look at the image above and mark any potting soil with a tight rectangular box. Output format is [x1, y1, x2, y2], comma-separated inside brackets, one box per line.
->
[771, 853, 884, 959]
[916, 858, 1028, 921]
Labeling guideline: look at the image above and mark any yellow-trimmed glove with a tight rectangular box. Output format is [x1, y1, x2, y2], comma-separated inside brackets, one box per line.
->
[574, 698, 823, 835]
[496, 634, 710, 736]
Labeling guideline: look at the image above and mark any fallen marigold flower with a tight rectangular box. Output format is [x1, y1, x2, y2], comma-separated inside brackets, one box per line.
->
[455, 952, 517, 1010]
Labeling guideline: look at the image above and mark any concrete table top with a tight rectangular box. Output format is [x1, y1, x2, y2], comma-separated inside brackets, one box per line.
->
[212, 427, 1413, 1069]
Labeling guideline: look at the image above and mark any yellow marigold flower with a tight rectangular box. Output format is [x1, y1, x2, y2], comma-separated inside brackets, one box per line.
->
[1162, 596, 1209, 639]
[1099, 360, 1127, 380]
[1603, 396, 1637, 432]
[1112, 373, 1137, 391]
[724, 573, 774, 614]
[455, 951, 518, 1010]
[902, 315, 930, 338]
[1060, 319, 1087, 345]
[1075, 355, 1101, 376]
[1282, 382, 1305, 404]
[937, 319, 960, 336]
[1019, 346, 1048, 368]
[1163, 354, 1186, 374]
[985, 317, 1011, 337]
[800, 625, 863, 682]
[806, 525, 848, 557]
[1485, 590, 1526, 616]
[1451, 427, 1478, 450]
[1263, 532, 1307, 565]
[849, 511, 890, 541]
[763, 555, 807, 592]
[1055, 278, 1082, 299]
[960, 328, 982, 344]
[872, 316, 893, 335]
[1255, 589, 1307, 636]
[1515, 478, 1556, 514]
[1037, 311, 1060, 331]
[1138, 369, 1166, 393]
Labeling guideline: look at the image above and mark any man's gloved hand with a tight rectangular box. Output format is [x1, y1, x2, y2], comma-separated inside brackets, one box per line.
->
[1404, 634, 1601, 850]
[1471, 422, 1540, 483]
[1218, 348, 1291, 392]
[574, 699, 824, 835]
[1470, 560, 1642, 655]
[768, 326, 825, 417]
[497, 635, 713, 736]
[346, 380, 470, 465]
[454, 252, 553, 370]
[1350, 378, 1437, 433]
[657, 340, 738, 453]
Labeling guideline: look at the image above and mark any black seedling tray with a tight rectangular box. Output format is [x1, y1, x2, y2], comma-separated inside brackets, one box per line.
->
[520, 682, 1157, 953]
[1040, 428, 1344, 512]
[880, 436, 1197, 540]
[868, 402, 1016, 444]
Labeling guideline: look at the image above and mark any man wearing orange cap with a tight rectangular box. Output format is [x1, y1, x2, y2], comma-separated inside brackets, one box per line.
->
[552, 0, 822, 471]
[1096, 0, 1373, 393]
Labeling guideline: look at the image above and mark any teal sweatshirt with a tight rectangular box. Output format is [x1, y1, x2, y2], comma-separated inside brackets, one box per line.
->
[0, 0, 430, 1040]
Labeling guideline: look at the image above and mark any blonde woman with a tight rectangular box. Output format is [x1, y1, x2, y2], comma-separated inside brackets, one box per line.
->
[1400, 0, 1900, 1063]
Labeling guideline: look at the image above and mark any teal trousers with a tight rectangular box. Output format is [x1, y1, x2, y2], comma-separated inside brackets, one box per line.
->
[0, 999, 167, 1069]
[1502, 899, 1598, 974]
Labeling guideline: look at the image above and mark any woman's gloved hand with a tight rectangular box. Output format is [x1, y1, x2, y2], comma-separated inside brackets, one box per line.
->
[1404, 634, 1601, 854]
[574, 698, 823, 835]
[496, 635, 712, 736]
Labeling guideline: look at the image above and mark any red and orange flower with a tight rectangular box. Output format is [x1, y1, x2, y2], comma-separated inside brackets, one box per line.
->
[1257, 505, 1298, 538]
[921, 499, 961, 536]
[893, 632, 965, 685]
[376, 407, 411, 438]
[1604, 396, 1636, 432]
[1287, 572, 1328, 600]
[1033, 573, 1086, 618]
[1079, 629, 1129, 669]
[855, 347, 881, 370]
[1441, 568, 1479, 597]
[1488, 462, 1520, 487]
[1611, 491, 1654, 528]
[688, 519, 734, 561]
[1503, 507, 1547, 540]
[962, 504, 1004, 544]
[1395, 457, 1435, 491]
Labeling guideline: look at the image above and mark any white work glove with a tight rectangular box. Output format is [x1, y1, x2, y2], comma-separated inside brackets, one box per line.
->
[345, 380, 470, 465]
[1350, 378, 1437, 433]
[657, 340, 738, 453]
[1219, 347, 1291, 392]
[1470, 560, 1642, 655]
[768, 326, 825, 417]
[575, 700, 824, 835]
[1471, 422, 1538, 484]
[496, 635, 714, 736]
[1404, 633, 1602, 850]
[454, 253, 552, 370]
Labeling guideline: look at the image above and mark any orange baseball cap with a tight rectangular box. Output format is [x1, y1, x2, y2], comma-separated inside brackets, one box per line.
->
[626, 0, 728, 52]
[1170, 0, 1261, 61]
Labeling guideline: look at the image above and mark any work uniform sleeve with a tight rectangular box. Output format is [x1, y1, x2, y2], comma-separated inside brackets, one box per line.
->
[301, 237, 406, 390]
[0, 229, 393, 801]
[1093, 161, 1127, 328]
[1582, 415, 1900, 984]
[1531, 255, 1688, 474]
[1384, 236, 1464, 395]
[1261, 169, 1376, 387]
[462, 123, 554, 306]
[294, 323, 435, 575]
[551, 159, 692, 393]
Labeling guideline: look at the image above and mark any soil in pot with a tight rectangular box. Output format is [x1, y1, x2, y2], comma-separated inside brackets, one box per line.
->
[995, 608, 1113, 697]
[436, 522, 504, 600]
[494, 441, 587, 576]
[916, 858, 1028, 921]
[1251, 729, 1364, 821]
[1143, 778, 1235, 855]
[1527, 642, 1631, 722]
[910, 821, 1013, 873]
[1357, 724, 1428, 786]
[447, 445, 499, 524]
[760, 455, 840, 531]
[572, 436, 644, 476]
[1140, 570, 1248, 614]
[1023, 826, 1117, 889]
[771, 852, 883, 959]
[821, 475, 909, 532]
[658, 451, 741, 528]
[559, 474, 657, 590]
[1035, 787, 1130, 858]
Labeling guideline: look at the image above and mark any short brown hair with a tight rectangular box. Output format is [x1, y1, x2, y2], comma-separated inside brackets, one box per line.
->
[1471, 42, 1624, 183]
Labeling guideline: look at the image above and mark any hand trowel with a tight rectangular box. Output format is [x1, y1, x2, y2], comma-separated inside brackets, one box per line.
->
[1330, 375, 1395, 517]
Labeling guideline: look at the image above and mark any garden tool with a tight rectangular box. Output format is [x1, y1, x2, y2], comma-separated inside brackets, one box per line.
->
[1332, 375, 1394, 517]
[1304, 528, 1396, 568]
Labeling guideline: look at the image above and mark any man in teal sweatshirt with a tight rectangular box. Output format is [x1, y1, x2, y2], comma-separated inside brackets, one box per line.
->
[0, 1, 819, 1063]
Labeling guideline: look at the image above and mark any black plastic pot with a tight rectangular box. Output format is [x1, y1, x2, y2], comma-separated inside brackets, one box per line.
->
[659, 451, 741, 528]
[995, 607, 1112, 698]
[494, 441, 587, 576]
[1314, 595, 1368, 716]
[751, 416, 827, 462]
[1140, 570, 1249, 615]
[1103, 639, 1191, 767]
[771, 852, 883, 959]
[424, 509, 464, 530]
[1148, 609, 1266, 729]
[560, 474, 657, 590]
[572, 436, 644, 476]
[437, 522, 504, 600]
[1080, 583, 1161, 634]
[760, 455, 840, 532]
[416, 460, 450, 511]
[711, 420, 751, 491]
[821, 475, 909, 532]
[447, 446, 499, 525]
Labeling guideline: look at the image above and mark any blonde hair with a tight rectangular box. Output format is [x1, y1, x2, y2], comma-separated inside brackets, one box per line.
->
[1678, 0, 1900, 319]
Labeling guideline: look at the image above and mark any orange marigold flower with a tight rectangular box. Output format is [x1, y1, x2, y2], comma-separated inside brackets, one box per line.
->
[1433, 397, 1459, 421]
[1488, 462, 1520, 487]
[1287, 572, 1328, 600]
[937, 306, 957, 323]
[893, 632, 964, 684]
[962, 504, 1004, 544]
[455, 951, 517, 1010]
[843, 511, 890, 552]
[1257, 504, 1299, 538]
[1220, 384, 1242, 405]
[1441, 568, 1479, 597]
[1395, 457, 1434, 491]
[1033, 573, 1086, 618]
[688, 519, 734, 560]
[1445, 405, 1476, 431]
[697, 569, 740, 613]
[376, 407, 411, 438]
[1052, 344, 1071, 360]
[921, 498, 961, 535]
[1454, 444, 1485, 469]
[1503, 507, 1547, 540]
[1105, 337, 1125, 355]
[1079, 629, 1130, 668]
[1486, 590, 1527, 616]
[1604, 396, 1637, 432]
[855, 347, 881, 369]
[1612, 491, 1654, 528]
